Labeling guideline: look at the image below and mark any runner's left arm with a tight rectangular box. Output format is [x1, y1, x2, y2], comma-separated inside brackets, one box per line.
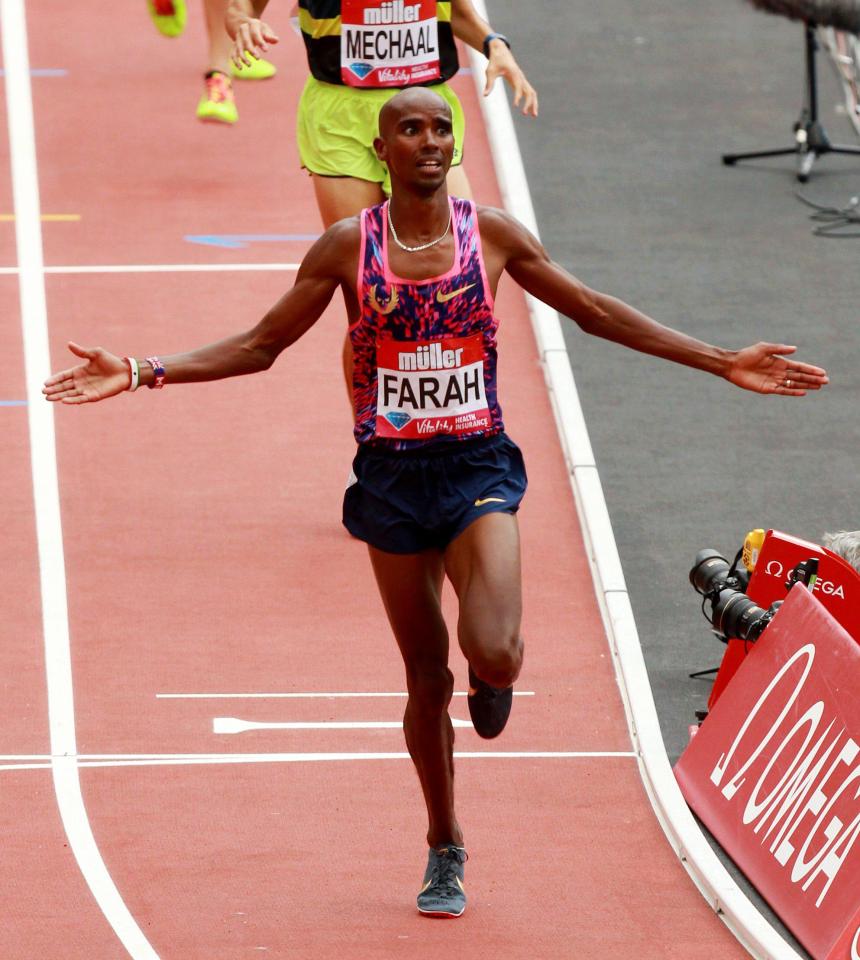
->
[487, 208, 829, 396]
[43, 225, 351, 404]
[449, 0, 538, 117]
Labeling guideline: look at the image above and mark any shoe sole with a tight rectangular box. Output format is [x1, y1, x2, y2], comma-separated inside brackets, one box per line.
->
[231, 68, 277, 80]
[417, 907, 465, 918]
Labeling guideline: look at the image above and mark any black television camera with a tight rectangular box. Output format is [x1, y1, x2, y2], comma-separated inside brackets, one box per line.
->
[689, 548, 819, 645]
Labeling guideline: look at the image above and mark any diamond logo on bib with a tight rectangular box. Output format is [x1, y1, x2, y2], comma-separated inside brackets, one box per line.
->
[348, 62, 374, 80]
[341, 0, 440, 88]
[375, 334, 491, 440]
[385, 411, 412, 430]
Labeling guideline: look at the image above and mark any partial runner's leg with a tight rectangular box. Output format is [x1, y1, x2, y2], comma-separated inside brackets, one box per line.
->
[367, 545, 463, 849]
[312, 173, 385, 228]
[445, 164, 473, 200]
[202, 0, 232, 74]
[444, 512, 523, 735]
[196, 0, 238, 123]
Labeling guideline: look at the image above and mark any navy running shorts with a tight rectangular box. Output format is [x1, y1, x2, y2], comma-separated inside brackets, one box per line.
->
[342, 433, 528, 555]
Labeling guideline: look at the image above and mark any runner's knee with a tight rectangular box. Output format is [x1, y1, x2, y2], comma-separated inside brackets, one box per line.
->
[468, 633, 523, 689]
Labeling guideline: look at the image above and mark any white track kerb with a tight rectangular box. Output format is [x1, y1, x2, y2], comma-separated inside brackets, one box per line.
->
[1, 1, 160, 958]
[470, 5, 803, 959]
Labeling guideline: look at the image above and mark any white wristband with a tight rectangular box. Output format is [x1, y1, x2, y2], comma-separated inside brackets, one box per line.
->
[124, 356, 140, 392]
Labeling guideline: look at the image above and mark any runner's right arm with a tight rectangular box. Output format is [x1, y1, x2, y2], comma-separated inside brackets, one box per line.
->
[43, 221, 358, 405]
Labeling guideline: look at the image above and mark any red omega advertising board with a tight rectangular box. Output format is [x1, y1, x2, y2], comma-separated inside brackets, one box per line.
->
[676, 587, 860, 960]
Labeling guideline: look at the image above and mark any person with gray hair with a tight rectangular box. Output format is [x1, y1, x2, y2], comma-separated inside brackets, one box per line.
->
[823, 530, 860, 571]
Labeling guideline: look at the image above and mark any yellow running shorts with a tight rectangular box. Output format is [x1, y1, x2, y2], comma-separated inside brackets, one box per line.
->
[296, 76, 465, 196]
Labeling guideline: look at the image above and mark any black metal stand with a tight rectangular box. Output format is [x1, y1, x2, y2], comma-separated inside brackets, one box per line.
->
[722, 22, 860, 182]
[688, 667, 718, 680]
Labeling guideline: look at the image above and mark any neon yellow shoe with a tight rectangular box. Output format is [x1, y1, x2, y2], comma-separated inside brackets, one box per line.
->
[146, 0, 186, 38]
[229, 53, 277, 80]
[196, 72, 238, 125]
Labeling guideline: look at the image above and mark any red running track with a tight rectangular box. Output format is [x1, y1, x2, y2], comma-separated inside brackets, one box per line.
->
[1, 3, 750, 958]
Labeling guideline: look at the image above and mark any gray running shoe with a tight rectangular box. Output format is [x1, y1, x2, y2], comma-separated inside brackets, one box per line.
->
[416, 844, 468, 918]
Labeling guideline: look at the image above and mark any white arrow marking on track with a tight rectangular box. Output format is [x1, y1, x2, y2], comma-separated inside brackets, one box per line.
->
[213, 717, 473, 734]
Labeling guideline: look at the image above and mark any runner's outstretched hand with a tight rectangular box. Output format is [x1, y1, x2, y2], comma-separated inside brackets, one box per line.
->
[484, 42, 538, 117]
[228, 16, 279, 69]
[727, 343, 829, 396]
[42, 342, 129, 404]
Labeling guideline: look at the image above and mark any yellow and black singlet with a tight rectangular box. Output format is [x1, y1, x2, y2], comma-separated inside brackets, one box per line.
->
[299, 0, 459, 87]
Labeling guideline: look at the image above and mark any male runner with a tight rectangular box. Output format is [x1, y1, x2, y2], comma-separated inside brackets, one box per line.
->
[43, 88, 829, 919]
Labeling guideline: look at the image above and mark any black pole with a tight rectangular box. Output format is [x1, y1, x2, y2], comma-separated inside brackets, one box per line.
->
[806, 22, 818, 125]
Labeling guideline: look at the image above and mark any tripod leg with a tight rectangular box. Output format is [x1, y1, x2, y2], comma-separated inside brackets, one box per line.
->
[797, 148, 817, 182]
[723, 147, 798, 166]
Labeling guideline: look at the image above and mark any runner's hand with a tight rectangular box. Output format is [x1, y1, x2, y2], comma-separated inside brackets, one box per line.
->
[484, 42, 538, 117]
[42, 342, 130, 404]
[726, 343, 829, 396]
[229, 17, 279, 69]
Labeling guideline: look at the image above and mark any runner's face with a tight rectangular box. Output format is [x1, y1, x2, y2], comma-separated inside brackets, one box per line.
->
[379, 107, 454, 190]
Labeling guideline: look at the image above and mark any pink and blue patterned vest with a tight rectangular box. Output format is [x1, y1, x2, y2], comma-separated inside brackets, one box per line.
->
[351, 196, 504, 449]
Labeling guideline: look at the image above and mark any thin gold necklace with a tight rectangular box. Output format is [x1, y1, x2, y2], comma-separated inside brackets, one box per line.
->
[387, 202, 452, 253]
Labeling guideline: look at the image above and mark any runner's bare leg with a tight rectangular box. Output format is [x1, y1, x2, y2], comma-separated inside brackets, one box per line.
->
[445, 164, 472, 200]
[203, 0, 233, 74]
[368, 546, 464, 848]
[444, 512, 524, 689]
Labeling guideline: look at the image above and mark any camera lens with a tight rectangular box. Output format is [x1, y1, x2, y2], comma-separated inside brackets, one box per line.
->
[712, 590, 769, 643]
[689, 549, 732, 595]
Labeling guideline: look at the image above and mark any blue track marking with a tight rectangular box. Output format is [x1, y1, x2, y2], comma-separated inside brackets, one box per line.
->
[185, 233, 320, 249]
[1, 400, 27, 406]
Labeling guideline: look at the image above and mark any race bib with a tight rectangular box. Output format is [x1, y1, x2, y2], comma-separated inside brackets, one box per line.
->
[341, 0, 440, 88]
[376, 334, 491, 440]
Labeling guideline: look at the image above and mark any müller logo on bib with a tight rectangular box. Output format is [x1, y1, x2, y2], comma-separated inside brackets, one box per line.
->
[375, 334, 491, 439]
[341, 0, 440, 87]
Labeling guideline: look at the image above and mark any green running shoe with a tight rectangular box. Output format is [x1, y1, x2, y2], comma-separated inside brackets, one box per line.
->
[417, 845, 467, 918]
[196, 71, 238, 125]
[146, 0, 186, 38]
[230, 53, 277, 80]
[467, 664, 513, 739]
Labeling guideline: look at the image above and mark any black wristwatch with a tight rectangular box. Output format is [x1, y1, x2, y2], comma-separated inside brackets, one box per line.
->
[482, 32, 511, 59]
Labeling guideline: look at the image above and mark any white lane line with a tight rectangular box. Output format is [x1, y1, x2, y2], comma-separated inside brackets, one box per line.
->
[0, 750, 636, 772]
[1, 2, 159, 957]
[157, 690, 535, 699]
[213, 717, 473, 733]
[0, 263, 300, 275]
[471, 8, 802, 959]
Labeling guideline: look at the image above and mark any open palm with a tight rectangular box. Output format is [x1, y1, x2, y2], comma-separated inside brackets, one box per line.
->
[42, 342, 130, 404]
[727, 342, 829, 396]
